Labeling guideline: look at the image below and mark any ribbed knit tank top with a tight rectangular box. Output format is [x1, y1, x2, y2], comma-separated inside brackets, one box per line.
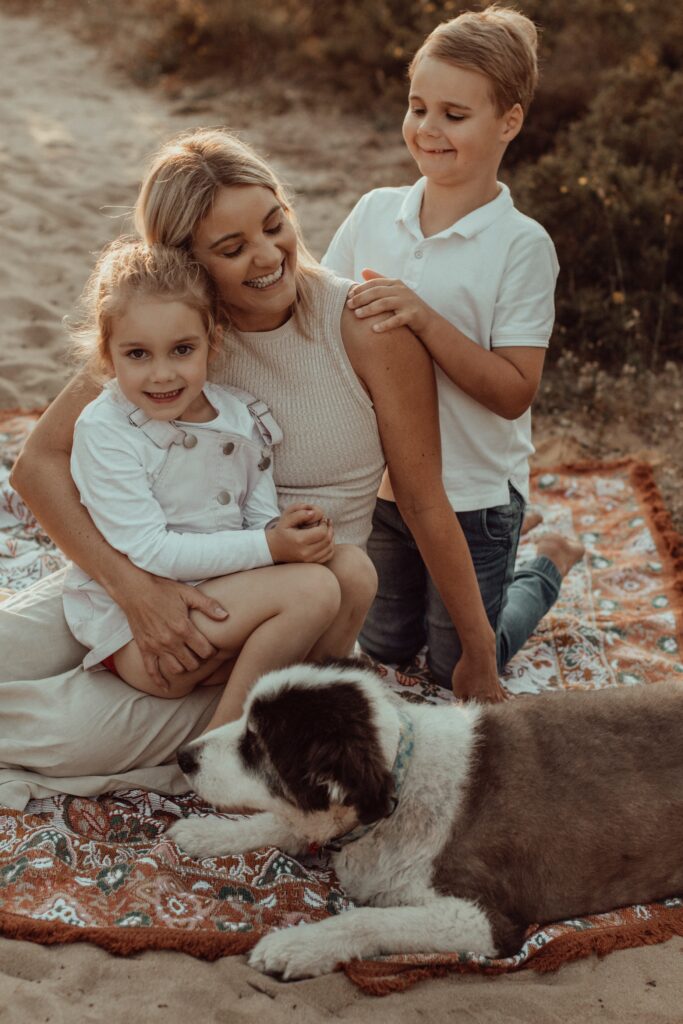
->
[210, 270, 385, 547]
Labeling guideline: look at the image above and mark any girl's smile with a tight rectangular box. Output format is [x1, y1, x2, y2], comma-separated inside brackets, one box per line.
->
[193, 185, 298, 332]
[107, 298, 215, 423]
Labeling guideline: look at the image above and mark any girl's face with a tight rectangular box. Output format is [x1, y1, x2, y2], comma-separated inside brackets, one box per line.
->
[107, 297, 214, 423]
[193, 184, 299, 333]
[402, 56, 521, 190]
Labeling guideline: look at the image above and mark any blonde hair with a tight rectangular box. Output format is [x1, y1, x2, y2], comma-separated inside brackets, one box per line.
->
[410, 4, 539, 115]
[70, 236, 220, 378]
[134, 127, 322, 329]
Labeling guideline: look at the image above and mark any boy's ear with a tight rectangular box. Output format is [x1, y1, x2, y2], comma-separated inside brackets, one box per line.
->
[501, 103, 524, 144]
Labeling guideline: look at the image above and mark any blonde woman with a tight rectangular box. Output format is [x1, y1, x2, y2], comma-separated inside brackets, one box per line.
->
[1, 128, 497, 809]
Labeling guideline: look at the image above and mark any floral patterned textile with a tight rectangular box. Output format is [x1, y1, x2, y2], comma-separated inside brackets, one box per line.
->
[1, 410, 682, 994]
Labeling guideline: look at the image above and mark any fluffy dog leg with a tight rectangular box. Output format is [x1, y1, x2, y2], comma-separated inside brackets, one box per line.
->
[167, 812, 302, 858]
[249, 898, 497, 978]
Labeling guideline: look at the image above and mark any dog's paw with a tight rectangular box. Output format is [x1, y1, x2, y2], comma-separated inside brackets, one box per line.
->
[166, 817, 229, 858]
[249, 925, 341, 979]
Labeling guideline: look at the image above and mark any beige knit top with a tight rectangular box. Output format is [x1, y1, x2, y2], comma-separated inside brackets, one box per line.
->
[210, 270, 385, 547]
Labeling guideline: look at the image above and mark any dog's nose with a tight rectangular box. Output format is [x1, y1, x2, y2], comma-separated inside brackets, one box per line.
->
[177, 746, 199, 776]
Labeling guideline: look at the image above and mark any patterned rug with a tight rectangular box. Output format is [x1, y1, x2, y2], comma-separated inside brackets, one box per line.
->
[1, 408, 682, 995]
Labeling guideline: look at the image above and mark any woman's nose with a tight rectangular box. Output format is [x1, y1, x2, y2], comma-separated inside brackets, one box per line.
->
[252, 236, 282, 269]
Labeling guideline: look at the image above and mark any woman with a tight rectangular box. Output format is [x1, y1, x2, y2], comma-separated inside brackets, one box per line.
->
[0, 129, 498, 810]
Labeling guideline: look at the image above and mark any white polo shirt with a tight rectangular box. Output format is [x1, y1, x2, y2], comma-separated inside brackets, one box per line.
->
[322, 179, 559, 511]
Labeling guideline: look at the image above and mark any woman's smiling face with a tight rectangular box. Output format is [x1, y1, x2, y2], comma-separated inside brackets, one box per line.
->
[193, 184, 298, 332]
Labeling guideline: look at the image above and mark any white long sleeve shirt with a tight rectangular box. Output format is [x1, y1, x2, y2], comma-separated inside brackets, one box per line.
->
[63, 380, 282, 668]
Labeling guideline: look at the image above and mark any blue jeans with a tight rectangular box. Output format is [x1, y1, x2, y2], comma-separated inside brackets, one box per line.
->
[359, 489, 562, 687]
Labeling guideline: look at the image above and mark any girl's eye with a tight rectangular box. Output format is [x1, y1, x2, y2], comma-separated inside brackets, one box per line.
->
[127, 349, 147, 360]
[174, 344, 194, 356]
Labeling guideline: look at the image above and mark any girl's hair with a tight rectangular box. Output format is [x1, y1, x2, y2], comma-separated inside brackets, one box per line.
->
[409, 4, 539, 115]
[70, 236, 221, 378]
[134, 127, 322, 328]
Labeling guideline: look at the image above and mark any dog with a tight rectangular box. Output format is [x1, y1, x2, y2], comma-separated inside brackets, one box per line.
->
[168, 660, 683, 979]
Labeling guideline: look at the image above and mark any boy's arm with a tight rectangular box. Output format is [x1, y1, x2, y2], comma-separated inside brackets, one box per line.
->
[347, 235, 557, 420]
[341, 307, 505, 703]
[10, 371, 228, 684]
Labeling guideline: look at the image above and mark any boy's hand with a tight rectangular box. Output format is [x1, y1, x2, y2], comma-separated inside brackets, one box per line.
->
[347, 269, 435, 336]
[266, 503, 335, 564]
[451, 647, 508, 704]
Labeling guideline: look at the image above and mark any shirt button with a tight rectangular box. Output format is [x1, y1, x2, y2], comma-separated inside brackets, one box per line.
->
[183, 433, 198, 449]
[414, 249, 424, 259]
[216, 491, 231, 505]
[222, 442, 235, 455]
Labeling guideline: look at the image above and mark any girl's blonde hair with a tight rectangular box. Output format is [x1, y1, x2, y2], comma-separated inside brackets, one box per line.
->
[134, 127, 322, 328]
[70, 236, 221, 378]
[410, 4, 539, 115]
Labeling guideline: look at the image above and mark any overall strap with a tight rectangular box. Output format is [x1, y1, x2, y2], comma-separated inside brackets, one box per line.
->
[223, 385, 283, 447]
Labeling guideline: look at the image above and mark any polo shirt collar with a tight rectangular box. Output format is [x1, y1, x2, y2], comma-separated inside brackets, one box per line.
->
[396, 179, 514, 241]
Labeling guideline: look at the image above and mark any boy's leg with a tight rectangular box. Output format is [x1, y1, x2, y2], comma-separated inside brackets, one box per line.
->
[358, 499, 427, 666]
[425, 492, 524, 686]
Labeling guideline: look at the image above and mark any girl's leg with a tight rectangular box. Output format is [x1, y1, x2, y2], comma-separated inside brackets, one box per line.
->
[113, 563, 341, 727]
[308, 544, 378, 661]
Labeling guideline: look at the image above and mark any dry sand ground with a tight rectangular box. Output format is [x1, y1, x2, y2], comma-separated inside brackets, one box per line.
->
[0, 11, 682, 1021]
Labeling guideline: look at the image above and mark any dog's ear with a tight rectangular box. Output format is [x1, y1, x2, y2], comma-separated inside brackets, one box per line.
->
[250, 678, 395, 824]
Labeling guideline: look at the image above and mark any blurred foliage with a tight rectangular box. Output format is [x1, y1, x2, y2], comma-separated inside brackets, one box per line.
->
[3, 0, 682, 366]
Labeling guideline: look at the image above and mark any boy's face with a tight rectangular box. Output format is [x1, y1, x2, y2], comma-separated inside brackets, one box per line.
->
[403, 56, 522, 190]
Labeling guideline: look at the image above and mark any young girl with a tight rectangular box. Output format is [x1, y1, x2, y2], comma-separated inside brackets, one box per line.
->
[323, 5, 583, 695]
[63, 237, 356, 732]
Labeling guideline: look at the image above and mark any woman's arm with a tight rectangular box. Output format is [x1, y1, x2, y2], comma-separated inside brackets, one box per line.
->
[10, 371, 228, 684]
[341, 309, 504, 702]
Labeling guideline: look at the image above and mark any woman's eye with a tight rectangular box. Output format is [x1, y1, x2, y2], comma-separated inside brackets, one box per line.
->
[221, 245, 243, 259]
[265, 221, 283, 236]
[410, 107, 425, 116]
[446, 113, 465, 122]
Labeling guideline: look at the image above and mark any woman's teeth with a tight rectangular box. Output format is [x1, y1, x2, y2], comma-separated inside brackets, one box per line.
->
[245, 263, 284, 289]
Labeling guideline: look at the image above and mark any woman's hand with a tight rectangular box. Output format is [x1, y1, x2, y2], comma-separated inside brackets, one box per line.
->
[266, 504, 335, 564]
[347, 269, 436, 337]
[116, 572, 229, 689]
[451, 644, 508, 704]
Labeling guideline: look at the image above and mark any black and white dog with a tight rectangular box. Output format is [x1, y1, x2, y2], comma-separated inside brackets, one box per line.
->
[168, 660, 683, 979]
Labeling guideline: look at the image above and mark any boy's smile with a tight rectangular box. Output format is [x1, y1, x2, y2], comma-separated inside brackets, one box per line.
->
[403, 56, 522, 195]
[107, 298, 216, 423]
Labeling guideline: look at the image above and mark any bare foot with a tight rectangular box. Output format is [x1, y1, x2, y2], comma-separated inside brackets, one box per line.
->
[535, 533, 585, 577]
[521, 510, 544, 536]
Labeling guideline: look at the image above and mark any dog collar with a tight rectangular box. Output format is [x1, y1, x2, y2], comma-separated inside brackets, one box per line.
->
[310, 709, 415, 855]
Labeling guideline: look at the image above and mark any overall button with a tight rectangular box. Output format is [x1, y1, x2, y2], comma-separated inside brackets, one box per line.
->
[216, 491, 231, 505]
[183, 433, 198, 449]
[258, 455, 271, 471]
[222, 441, 235, 455]
[414, 248, 424, 259]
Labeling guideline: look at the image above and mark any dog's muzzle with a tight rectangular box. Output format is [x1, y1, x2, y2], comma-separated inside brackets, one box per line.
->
[177, 746, 199, 777]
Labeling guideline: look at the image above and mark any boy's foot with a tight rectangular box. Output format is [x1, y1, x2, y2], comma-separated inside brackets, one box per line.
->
[520, 510, 543, 535]
[535, 533, 585, 577]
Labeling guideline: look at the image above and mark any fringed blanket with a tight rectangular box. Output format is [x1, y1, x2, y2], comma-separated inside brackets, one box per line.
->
[1, 409, 682, 995]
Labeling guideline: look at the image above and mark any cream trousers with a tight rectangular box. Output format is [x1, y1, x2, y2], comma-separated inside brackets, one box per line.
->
[0, 569, 221, 809]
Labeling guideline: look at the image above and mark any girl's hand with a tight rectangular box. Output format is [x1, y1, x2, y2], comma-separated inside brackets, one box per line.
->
[267, 504, 335, 564]
[116, 573, 228, 689]
[451, 645, 508, 704]
[347, 269, 436, 336]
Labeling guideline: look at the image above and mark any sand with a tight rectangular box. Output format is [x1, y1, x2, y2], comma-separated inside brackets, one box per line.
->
[0, 9, 682, 1021]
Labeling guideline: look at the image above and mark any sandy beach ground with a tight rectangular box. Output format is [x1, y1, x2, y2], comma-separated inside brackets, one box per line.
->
[1, 10, 682, 1021]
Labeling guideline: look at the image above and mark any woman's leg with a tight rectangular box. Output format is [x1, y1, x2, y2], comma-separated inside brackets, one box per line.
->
[308, 544, 378, 661]
[113, 563, 342, 731]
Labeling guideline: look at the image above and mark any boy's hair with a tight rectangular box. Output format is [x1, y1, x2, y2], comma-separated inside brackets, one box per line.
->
[70, 237, 221, 378]
[409, 4, 539, 115]
[134, 127, 322, 329]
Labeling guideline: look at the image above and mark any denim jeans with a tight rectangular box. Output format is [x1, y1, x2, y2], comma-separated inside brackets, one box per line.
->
[359, 489, 562, 688]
